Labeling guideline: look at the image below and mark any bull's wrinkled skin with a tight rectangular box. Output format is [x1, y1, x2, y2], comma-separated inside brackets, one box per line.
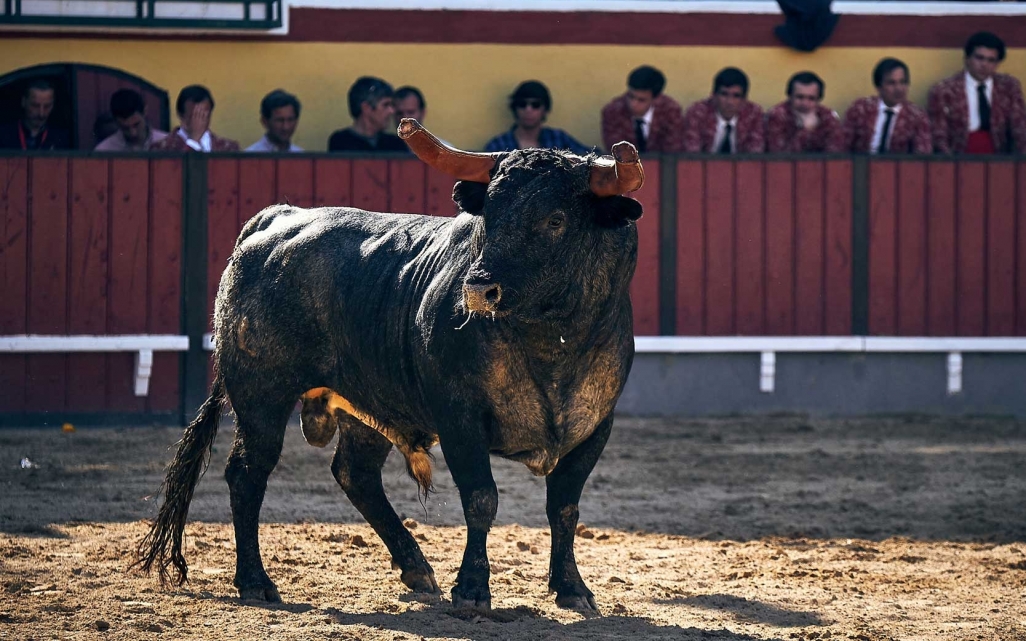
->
[137, 147, 642, 613]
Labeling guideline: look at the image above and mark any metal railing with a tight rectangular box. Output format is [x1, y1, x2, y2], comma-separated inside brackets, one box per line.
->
[0, 0, 281, 29]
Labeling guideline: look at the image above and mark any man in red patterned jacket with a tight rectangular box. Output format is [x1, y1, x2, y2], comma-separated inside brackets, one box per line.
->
[928, 31, 1026, 154]
[843, 58, 931, 154]
[151, 85, 240, 153]
[683, 67, 765, 154]
[765, 71, 843, 153]
[600, 65, 684, 153]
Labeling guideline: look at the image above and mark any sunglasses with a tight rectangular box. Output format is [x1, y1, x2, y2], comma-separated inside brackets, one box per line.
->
[515, 100, 545, 110]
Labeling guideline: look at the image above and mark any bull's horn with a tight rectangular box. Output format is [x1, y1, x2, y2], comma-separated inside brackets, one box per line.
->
[589, 141, 645, 196]
[398, 118, 500, 183]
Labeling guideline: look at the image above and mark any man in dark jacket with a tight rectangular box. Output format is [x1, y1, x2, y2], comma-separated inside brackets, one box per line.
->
[0, 79, 70, 150]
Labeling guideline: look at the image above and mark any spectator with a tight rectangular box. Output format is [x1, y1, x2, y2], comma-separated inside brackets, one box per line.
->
[843, 58, 931, 154]
[0, 79, 70, 150]
[683, 67, 765, 154]
[928, 31, 1026, 154]
[94, 88, 168, 151]
[393, 85, 451, 145]
[92, 113, 118, 148]
[765, 71, 844, 153]
[247, 89, 303, 153]
[151, 85, 240, 152]
[328, 76, 408, 152]
[600, 65, 684, 153]
[484, 80, 591, 154]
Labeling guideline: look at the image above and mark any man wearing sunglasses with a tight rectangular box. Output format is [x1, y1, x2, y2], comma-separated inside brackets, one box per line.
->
[484, 80, 590, 155]
[928, 31, 1026, 154]
[682, 67, 765, 154]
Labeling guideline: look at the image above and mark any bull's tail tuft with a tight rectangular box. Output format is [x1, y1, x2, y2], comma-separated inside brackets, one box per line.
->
[134, 377, 227, 586]
[404, 448, 434, 504]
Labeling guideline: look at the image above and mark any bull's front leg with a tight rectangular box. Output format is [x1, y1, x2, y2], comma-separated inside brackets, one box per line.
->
[545, 414, 613, 611]
[438, 425, 497, 610]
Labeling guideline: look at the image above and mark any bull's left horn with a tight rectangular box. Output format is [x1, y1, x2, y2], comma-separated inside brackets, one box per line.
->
[398, 118, 500, 183]
[589, 141, 645, 197]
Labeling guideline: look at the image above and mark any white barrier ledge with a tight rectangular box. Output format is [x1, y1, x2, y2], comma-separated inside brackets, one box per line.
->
[0, 334, 190, 397]
[635, 336, 1026, 396]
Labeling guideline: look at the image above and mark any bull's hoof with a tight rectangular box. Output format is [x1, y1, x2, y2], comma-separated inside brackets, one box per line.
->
[401, 568, 440, 595]
[555, 593, 598, 611]
[451, 583, 491, 611]
[238, 584, 281, 602]
[552, 581, 597, 611]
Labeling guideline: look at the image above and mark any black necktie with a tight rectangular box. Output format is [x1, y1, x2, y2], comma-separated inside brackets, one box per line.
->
[634, 119, 647, 153]
[978, 83, 991, 132]
[877, 109, 895, 154]
[718, 123, 733, 154]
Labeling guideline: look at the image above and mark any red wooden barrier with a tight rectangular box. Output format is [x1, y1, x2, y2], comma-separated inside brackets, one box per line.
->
[0, 157, 182, 414]
[867, 159, 1026, 336]
[676, 158, 853, 335]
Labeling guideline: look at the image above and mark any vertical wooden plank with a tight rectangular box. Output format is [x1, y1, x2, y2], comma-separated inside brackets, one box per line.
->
[676, 161, 705, 334]
[275, 157, 315, 208]
[704, 161, 734, 335]
[868, 160, 897, 335]
[425, 167, 457, 217]
[1018, 163, 1026, 336]
[67, 158, 109, 411]
[734, 161, 764, 335]
[824, 159, 853, 336]
[630, 159, 660, 336]
[986, 161, 1016, 336]
[147, 158, 183, 412]
[389, 158, 427, 215]
[313, 158, 352, 208]
[794, 160, 825, 335]
[927, 162, 957, 336]
[764, 161, 795, 335]
[108, 158, 150, 412]
[207, 158, 240, 331]
[896, 161, 927, 336]
[26, 157, 69, 411]
[0, 158, 29, 412]
[352, 160, 390, 213]
[956, 161, 987, 336]
[238, 157, 276, 228]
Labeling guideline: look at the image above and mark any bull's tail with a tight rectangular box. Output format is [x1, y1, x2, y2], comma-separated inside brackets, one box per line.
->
[134, 376, 227, 586]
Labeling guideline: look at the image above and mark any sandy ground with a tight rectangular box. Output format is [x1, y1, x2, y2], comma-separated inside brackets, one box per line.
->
[1, 414, 1025, 641]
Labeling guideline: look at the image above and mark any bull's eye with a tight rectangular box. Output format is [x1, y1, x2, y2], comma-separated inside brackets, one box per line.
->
[547, 213, 565, 229]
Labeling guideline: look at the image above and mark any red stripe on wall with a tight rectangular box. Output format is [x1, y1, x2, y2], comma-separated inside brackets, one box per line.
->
[6, 10, 1026, 48]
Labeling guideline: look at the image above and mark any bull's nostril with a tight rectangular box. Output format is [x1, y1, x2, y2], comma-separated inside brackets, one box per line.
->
[484, 285, 501, 304]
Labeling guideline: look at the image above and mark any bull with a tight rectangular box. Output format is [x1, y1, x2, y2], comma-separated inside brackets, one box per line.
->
[136, 120, 645, 611]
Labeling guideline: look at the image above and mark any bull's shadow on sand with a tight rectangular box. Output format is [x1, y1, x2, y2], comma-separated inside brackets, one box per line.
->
[1, 414, 1024, 543]
[319, 600, 791, 641]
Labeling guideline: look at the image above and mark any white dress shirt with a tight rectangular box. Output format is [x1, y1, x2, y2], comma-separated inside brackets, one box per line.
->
[634, 105, 654, 141]
[712, 113, 738, 153]
[245, 135, 303, 153]
[870, 100, 902, 154]
[965, 71, 994, 132]
[178, 128, 212, 152]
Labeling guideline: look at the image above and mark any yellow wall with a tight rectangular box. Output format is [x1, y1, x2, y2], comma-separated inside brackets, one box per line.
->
[4, 39, 1026, 151]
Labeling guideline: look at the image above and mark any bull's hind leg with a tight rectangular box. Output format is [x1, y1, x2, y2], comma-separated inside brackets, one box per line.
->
[331, 413, 440, 594]
[224, 395, 294, 602]
[545, 414, 614, 611]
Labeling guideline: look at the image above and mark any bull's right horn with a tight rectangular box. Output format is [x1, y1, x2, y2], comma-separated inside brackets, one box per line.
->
[398, 119, 500, 184]
[589, 141, 645, 197]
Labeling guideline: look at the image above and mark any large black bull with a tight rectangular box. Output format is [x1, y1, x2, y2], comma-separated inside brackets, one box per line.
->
[137, 120, 645, 611]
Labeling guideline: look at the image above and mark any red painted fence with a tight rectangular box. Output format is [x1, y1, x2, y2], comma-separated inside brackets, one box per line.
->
[3, 154, 1026, 420]
[0, 156, 182, 415]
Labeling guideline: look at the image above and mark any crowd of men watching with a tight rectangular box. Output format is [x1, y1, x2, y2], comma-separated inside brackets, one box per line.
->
[1, 31, 1022, 157]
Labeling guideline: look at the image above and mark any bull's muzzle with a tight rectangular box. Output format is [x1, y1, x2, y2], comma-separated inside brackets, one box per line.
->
[464, 282, 503, 313]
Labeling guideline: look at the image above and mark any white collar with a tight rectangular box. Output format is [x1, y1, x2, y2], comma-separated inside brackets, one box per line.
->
[965, 70, 994, 92]
[178, 127, 212, 152]
[878, 99, 902, 114]
[716, 112, 738, 126]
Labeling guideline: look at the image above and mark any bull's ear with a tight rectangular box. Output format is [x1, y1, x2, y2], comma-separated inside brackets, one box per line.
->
[452, 180, 488, 214]
[593, 195, 643, 227]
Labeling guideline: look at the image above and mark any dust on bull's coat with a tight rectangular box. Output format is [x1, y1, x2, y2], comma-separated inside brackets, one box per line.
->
[137, 120, 645, 612]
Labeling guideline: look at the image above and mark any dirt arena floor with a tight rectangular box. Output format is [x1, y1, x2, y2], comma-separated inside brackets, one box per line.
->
[1, 414, 1025, 641]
